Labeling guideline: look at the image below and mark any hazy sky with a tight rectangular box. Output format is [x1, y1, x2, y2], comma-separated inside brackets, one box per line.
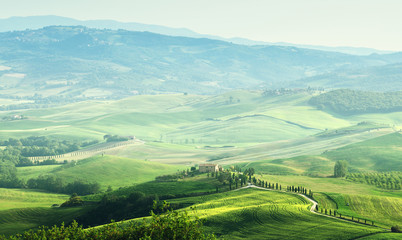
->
[1, 0, 402, 51]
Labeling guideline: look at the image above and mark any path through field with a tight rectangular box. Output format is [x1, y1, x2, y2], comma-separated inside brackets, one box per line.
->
[240, 184, 390, 231]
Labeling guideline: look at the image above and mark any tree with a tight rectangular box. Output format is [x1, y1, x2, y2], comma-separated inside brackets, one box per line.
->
[391, 225, 401, 233]
[334, 160, 348, 177]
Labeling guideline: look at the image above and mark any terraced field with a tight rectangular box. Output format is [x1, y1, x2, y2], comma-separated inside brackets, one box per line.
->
[167, 188, 382, 239]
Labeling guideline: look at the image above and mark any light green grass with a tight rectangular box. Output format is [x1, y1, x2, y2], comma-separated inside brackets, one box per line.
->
[0, 188, 69, 211]
[105, 174, 227, 199]
[0, 207, 86, 237]
[358, 233, 402, 240]
[17, 155, 185, 190]
[16, 165, 61, 181]
[2, 91, 390, 144]
[325, 193, 402, 228]
[166, 188, 381, 239]
[235, 132, 402, 177]
[259, 175, 401, 198]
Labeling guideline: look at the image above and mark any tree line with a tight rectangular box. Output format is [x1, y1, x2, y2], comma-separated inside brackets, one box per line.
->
[346, 172, 402, 190]
[0, 136, 100, 168]
[309, 89, 402, 115]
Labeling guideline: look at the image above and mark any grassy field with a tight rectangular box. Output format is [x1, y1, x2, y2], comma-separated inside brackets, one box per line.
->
[0, 188, 69, 211]
[0, 188, 83, 236]
[234, 132, 402, 177]
[17, 155, 185, 190]
[165, 188, 382, 239]
[99, 174, 229, 201]
[0, 206, 86, 237]
[1, 91, 401, 238]
[322, 193, 402, 228]
[1, 91, 399, 145]
[358, 233, 402, 240]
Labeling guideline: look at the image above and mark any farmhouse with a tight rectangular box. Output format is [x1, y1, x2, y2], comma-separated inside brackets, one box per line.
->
[199, 163, 221, 173]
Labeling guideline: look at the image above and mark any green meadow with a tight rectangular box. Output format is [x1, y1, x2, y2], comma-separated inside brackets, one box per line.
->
[17, 155, 185, 190]
[0, 91, 401, 238]
[167, 188, 382, 239]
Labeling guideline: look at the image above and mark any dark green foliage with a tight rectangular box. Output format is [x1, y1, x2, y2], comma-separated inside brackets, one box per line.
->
[334, 160, 348, 178]
[104, 135, 130, 142]
[0, 136, 80, 157]
[27, 175, 100, 195]
[346, 172, 402, 190]
[309, 89, 402, 115]
[60, 194, 84, 207]
[0, 162, 24, 188]
[1, 202, 215, 240]
[391, 225, 401, 233]
[0, 136, 98, 166]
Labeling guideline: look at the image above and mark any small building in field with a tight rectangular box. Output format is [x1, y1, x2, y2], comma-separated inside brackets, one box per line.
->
[199, 163, 220, 173]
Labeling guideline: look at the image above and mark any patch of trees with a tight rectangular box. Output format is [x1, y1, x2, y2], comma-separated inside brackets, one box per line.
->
[262, 87, 322, 97]
[0, 136, 99, 165]
[309, 89, 402, 115]
[346, 172, 402, 190]
[1, 202, 215, 240]
[60, 193, 84, 207]
[0, 136, 82, 157]
[76, 191, 159, 227]
[0, 162, 24, 188]
[27, 175, 100, 195]
[103, 135, 130, 142]
[334, 160, 348, 178]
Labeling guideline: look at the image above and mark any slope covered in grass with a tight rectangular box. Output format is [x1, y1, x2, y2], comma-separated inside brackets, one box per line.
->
[166, 188, 381, 239]
[0, 188, 81, 236]
[0, 188, 68, 211]
[0, 91, 355, 144]
[324, 193, 402, 228]
[0, 206, 86, 237]
[323, 132, 402, 172]
[17, 155, 185, 190]
[237, 132, 402, 176]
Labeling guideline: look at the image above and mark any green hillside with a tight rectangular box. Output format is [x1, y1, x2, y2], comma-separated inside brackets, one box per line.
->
[166, 188, 381, 239]
[2, 90, 399, 147]
[17, 155, 185, 190]
[236, 132, 402, 177]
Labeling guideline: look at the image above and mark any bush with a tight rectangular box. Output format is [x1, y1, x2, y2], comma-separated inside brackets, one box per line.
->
[60, 194, 84, 207]
[391, 225, 401, 233]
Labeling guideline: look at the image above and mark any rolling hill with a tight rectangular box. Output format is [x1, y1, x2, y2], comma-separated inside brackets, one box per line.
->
[0, 26, 402, 104]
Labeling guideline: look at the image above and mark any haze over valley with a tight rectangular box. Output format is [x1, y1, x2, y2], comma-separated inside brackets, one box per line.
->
[0, 2, 401, 239]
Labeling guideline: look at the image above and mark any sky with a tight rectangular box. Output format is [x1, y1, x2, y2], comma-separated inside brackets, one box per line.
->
[1, 0, 402, 51]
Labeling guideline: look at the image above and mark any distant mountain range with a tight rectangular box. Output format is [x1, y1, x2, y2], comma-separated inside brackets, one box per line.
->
[0, 15, 394, 56]
[0, 25, 401, 101]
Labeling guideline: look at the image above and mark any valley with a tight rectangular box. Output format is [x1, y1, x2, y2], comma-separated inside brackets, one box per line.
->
[0, 90, 401, 239]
